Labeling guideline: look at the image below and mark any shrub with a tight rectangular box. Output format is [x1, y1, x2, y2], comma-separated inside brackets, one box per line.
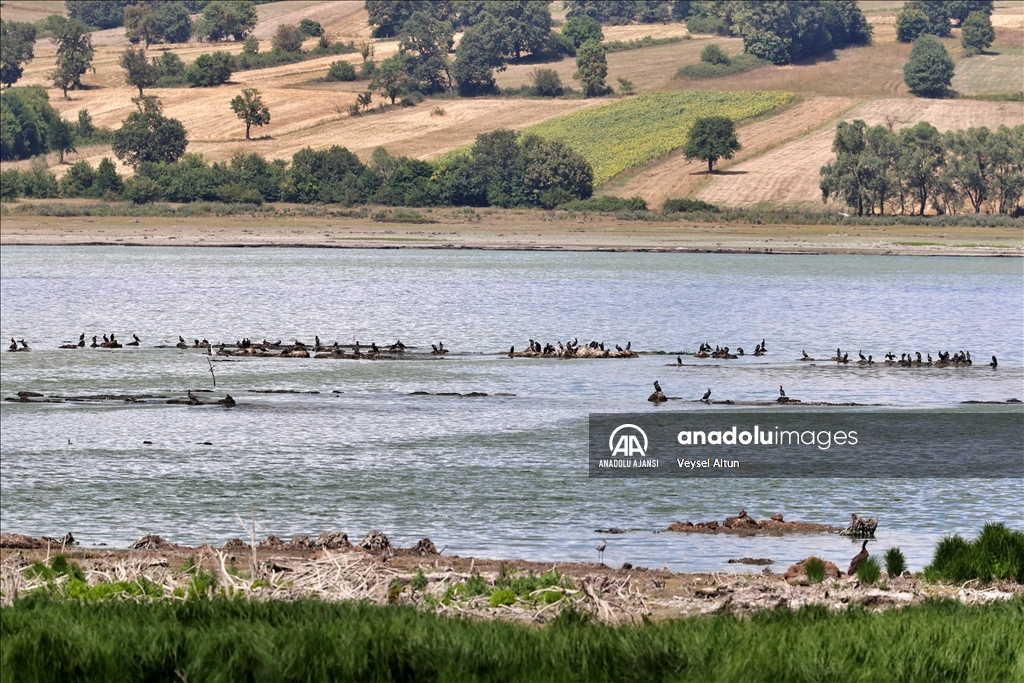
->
[700, 43, 729, 65]
[272, 24, 304, 53]
[805, 557, 826, 584]
[298, 19, 324, 38]
[557, 195, 647, 212]
[326, 60, 357, 81]
[531, 68, 563, 97]
[676, 54, 765, 80]
[924, 523, 1024, 584]
[857, 557, 881, 585]
[242, 35, 259, 54]
[663, 198, 719, 213]
[123, 176, 161, 204]
[884, 547, 907, 577]
[687, 14, 730, 36]
[489, 589, 516, 608]
[185, 51, 233, 87]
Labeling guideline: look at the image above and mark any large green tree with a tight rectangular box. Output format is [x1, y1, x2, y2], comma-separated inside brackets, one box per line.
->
[49, 17, 94, 99]
[371, 54, 414, 104]
[365, 1, 454, 37]
[47, 116, 76, 163]
[683, 115, 741, 173]
[185, 51, 233, 87]
[485, 1, 552, 60]
[196, 1, 256, 41]
[895, 8, 929, 42]
[398, 10, 454, 94]
[946, 0, 994, 26]
[111, 96, 188, 168]
[573, 40, 608, 97]
[119, 46, 156, 97]
[452, 16, 504, 96]
[1, 20, 38, 87]
[903, 35, 954, 97]
[897, 121, 944, 215]
[901, 1, 952, 37]
[561, 15, 603, 49]
[961, 10, 995, 56]
[65, 0, 130, 29]
[230, 88, 270, 140]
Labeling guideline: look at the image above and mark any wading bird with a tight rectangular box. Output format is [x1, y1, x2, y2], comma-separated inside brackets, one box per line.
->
[848, 540, 869, 576]
[597, 539, 606, 563]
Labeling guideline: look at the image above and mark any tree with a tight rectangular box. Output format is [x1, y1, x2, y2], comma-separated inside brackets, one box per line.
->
[398, 11, 454, 94]
[700, 43, 729, 64]
[185, 52, 233, 87]
[562, 15, 603, 49]
[902, 1, 952, 37]
[93, 157, 123, 196]
[272, 24, 304, 53]
[485, 0, 552, 60]
[453, 16, 505, 96]
[196, 1, 257, 42]
[1, 20, 38, 87]
[683, 115, 741, 173]
[65, 0, 129, 29]
[230, 88, 270, 140]
[242, 35, 260, 54]
[50, 18, 94, 98]
[520, 134, 593, 207]
[299, 19, 325, 37]
[898, 121, 943, 215]
[119, 46, 156, 97]
[895, 8, 929, 42]
[371, 54, 413, 104]
[124, 3, 159, 47]
[947, 0, 994, 26]
[153, 2, 194, 44]
[573, 40, 608, 97]
[47, 117, 76, 163]
[903, 35, 954, 97]
[111, 96, 188, 168]
[0, 85, 60, 160]
[961, 10, 995, 56]
[365, 1, 455, 37]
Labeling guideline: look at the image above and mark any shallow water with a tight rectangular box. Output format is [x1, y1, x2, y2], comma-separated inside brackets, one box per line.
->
[1, 246, 1022, 571]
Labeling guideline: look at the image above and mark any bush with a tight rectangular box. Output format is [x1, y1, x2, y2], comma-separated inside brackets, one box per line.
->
[856, 557, 881, 585]
[686, 14, 730, 36]
[961, 10, 995, 56]
[272, 24, 304, 53]
[123, 176, 161, 204]
[557, 195, 647, 212]
[884, 547, 907, 577]
[326, 60, 357, 81]
[242, 35, 259, 54]
[562, 15, 603, 48]
[663, 198, 719, 213]
[676, 53, 765, 79]
[924, 523, 1024, 584]
[298, 18, 324, 38]
[530, 68, 563, 97]
[700, 43, 729, 65]
[488, 589, 516, 608]
[185, 51, 233, 87]
[805, 557, 826, 584]
[603, 36, 682, 53]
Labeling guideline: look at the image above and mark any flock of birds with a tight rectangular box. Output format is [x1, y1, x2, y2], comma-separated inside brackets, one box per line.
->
[8, 334, 1001, 371]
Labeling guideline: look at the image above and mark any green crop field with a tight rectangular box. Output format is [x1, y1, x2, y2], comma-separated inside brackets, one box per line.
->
[526, 91, 795, 185]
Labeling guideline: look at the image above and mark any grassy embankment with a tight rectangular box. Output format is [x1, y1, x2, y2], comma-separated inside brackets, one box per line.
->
[2, 597, 1022, 682]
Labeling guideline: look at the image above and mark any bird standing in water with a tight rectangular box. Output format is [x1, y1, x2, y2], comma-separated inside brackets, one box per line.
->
[597, 540, 606, 564]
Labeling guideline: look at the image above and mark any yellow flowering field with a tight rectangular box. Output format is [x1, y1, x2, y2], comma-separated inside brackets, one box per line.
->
[526, 91, 795, 185]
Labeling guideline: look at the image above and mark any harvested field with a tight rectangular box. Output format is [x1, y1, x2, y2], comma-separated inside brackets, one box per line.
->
[249, 0, 370, 41]
[694, 98, 1024, 208]
[496, 37, 744, 93]
[600, 22, 692, 42]
[606, 96, 860, 208]
[954, 53, 1024, 94]
[0, 0, 65, 23]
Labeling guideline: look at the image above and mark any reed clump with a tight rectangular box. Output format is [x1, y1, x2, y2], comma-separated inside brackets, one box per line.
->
[924, 523, 1024, 584]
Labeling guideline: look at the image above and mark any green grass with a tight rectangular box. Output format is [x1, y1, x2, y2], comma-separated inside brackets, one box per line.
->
[885, 547, 908, 577]
[2, 597, 1022, 682]
[675, 54, 767, 80]
[805, 557, 826, 584]
[891, 241, 943, 246]
[604, 36, 685, 53]
[525, 90, 795, 185]
[924, 523, 1024, 584]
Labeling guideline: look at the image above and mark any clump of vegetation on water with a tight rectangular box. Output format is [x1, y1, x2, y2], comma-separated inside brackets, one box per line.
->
[924, 523, 1024, 584]
[2, 598, 1021, 682]
[885, 547, 907, 577]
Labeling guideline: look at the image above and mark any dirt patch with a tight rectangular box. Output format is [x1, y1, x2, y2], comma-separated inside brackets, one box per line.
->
[694, 98, 1024, 208]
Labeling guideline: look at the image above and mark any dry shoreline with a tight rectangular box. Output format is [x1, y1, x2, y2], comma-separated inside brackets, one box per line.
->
[3, 542, 1021, 621]
[2, 214, 1022, 256]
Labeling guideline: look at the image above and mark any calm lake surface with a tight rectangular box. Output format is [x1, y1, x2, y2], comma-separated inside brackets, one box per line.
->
[1, 246, 1022, 571]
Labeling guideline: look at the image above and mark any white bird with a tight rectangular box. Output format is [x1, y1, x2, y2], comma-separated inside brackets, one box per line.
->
[597, 540, 607, 564]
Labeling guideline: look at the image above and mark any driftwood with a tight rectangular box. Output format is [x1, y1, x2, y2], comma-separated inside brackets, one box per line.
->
[840, 514, 878, 538]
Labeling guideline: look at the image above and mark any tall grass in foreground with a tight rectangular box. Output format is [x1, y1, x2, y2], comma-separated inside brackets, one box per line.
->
[2, 598, 1022, 683]
[925, 523, 1024, 584]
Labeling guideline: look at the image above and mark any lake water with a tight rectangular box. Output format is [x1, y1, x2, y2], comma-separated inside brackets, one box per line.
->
[1, 246, 1022, 572]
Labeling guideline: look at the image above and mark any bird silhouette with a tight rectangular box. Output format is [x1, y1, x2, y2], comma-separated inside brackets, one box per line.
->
[677, 355, 682, 365]
[653, 380, 662, 393]
[779, 385, 786, 398]
[597, 539, 607, 563]
[990, 355, 998, 368]
[509, 345, 514, 358]
[848, 540, 869, 576]
[701, 388, 711, 403]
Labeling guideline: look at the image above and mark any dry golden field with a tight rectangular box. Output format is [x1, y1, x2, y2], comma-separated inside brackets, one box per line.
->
[2, 0, 1022, 211]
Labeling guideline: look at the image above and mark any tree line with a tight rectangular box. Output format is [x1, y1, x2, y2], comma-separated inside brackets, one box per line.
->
[820, 120, 1024, 216]
[65, 1, 270, 42]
